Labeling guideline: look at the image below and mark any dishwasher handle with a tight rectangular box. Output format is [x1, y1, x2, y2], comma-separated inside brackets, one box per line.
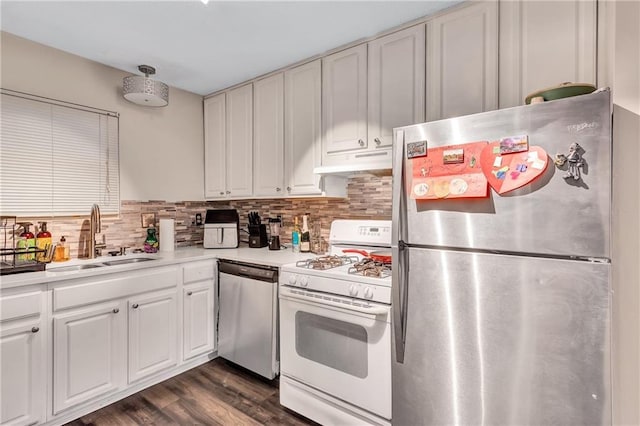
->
[218, 260, 278, 283]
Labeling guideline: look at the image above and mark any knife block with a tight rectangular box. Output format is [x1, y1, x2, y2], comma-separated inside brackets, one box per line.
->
[249, 224, 268, 248]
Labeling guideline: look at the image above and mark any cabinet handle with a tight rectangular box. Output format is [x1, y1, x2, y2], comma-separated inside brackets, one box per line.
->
[132, 303, 139, 309]
[112, 308, 119, 314]
[276, 187, 281, 192]
[219, 191, 224, 195]
[358, 139, 365, 147]
[187, 291, 193, 296]
[375, 137, 382, 146]
[31, 327, 39, 333]
[286, 187, 291, 192]
[226, 191, 231, 195]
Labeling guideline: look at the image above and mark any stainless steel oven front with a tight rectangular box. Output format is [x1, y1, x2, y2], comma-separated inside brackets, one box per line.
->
[279, 285, 392, 423]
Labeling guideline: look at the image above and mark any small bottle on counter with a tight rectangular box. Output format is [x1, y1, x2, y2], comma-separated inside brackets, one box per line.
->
[53, 236, 70, 262]
[300, 214, 311, 253]
[292, 217, 301, 253]
[144, 227, 159, 253]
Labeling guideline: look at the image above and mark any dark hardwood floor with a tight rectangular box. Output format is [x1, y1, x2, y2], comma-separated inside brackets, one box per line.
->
[66, 358, 317, 426]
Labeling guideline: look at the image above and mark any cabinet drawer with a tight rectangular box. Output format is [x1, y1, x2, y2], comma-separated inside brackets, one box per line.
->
[183, 261, 215, 284]
[0, 291, 41, 322]
[53, 266, 179, 311]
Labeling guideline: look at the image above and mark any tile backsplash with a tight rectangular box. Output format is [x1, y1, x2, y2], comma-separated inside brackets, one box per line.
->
[14, 175, 392, 259]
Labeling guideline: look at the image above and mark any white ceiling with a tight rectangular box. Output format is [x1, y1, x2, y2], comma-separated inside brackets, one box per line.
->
[1, 0, 461, 95]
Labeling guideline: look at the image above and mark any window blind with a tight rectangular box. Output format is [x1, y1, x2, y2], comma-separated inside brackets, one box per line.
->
[0, 93, 119, 216]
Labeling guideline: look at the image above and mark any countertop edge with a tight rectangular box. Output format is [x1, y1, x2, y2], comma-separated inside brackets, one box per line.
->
[1, 246, 311, 291]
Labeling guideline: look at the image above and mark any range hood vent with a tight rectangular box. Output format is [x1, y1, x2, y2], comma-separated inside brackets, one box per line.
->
[313, 161, 392, 177]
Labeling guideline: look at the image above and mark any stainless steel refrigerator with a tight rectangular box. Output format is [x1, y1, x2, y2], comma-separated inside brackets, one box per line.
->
[391, 90, 611, 425]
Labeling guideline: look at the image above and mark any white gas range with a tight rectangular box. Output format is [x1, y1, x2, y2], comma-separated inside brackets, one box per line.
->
[278, 220, 392, 426]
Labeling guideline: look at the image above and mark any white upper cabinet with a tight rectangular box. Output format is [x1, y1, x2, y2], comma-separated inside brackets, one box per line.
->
[320, 27, 425, 171]
[322, 44, 368, 155]
[284, 60, 323, 196]
[426, 0, 498, 121]
[499, 0, 597, 108]
[254, 74, 285, 197]
[369, 24, 425, 148]
[226, 84, 254, 197]
[204, 93, 226, 198]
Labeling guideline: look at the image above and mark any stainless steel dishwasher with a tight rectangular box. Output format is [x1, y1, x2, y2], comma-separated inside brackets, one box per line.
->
[217, 260, 279, 379]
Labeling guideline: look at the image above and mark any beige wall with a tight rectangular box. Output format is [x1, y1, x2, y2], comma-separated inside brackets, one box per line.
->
[0, 31, 205, 202]
[600, 1, 640, 424]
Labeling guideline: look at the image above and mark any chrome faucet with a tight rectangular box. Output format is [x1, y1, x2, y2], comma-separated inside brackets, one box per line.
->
[89, 204, 106, 258]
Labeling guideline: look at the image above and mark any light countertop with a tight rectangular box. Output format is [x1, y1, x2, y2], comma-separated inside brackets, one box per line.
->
[0, 245, 312, 290]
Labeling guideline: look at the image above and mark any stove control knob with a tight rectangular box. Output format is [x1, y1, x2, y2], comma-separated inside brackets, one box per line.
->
[288, 275, 297, 285]
[299, 276, 309, 287]
[349, 285, 359, 297]
[364, 287, 374, 299]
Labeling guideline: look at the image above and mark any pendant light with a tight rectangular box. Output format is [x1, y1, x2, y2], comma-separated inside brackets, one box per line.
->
[122, 65, 169, 107]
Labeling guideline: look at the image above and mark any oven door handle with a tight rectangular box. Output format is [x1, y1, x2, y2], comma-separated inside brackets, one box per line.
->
[280, 291, 389, 318]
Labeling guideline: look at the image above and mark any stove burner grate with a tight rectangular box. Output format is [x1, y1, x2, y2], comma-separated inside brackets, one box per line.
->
[348, 258, 392, 278]
[296, 255, 359, 270]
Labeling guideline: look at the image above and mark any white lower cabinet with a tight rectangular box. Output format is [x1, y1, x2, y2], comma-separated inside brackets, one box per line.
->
[128, 289, 178, 383]
[183, 282, 215, 360]
[1, 319, 45, 425]
[46, 261, 216, 424]
[53, 300, 126, 414]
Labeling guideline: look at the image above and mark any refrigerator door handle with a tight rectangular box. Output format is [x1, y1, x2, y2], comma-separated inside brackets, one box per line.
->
[391, 129, 404, 244]
[392, 129, 407, 363]
[392, 244, 408, 363]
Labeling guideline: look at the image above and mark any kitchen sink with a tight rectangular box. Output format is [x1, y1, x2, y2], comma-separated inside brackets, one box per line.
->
[48, 263, 105, 273]
[48, 257, 158, 272]
[101, 257, 157, 266]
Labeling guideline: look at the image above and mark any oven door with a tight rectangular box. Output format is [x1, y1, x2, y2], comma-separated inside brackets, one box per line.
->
[279, 286, 391, 419]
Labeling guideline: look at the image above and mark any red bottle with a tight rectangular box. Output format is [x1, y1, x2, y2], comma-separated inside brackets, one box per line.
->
[36, 222, 52, 261]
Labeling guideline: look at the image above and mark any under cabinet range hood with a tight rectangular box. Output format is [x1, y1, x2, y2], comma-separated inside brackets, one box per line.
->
[313, 161, 391, 177]
[315, 141, 393, 176]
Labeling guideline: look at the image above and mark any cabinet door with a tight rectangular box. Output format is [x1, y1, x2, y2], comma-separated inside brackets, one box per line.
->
[53, 301, 126, 414]
[322, 44, 368, 154]
[426, 0, 498, 121]
[284, 60, 323, 196]
[128, 290, 177, 383]
[1, 321, 44, 426]
[499, 0, 597, 108]
[183, 282, 215, 360]
[253, 74, 285, 197]
[204, 93, 227, 198]
[369, 25, 425, 148]
[226, 84, 253, 197]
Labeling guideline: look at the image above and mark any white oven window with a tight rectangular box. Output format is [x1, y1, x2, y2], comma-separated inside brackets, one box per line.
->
[295, 311, 368, 378]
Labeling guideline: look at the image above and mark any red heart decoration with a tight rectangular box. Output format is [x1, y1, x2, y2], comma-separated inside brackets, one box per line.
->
[479, 143, 548, 194]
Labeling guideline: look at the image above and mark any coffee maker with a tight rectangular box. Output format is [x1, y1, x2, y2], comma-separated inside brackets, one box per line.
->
[268, 218, 281, 250]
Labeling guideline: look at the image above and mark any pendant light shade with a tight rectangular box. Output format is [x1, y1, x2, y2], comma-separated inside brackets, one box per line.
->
[123, 65, 169, 107]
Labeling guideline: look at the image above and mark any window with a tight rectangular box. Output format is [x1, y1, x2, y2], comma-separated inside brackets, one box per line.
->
[0, 91, 119, 216]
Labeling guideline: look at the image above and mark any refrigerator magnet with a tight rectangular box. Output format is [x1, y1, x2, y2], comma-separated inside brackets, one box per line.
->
[499, 135, 529, 154]
[443, 148, 464, 164]
[413, 182, 429, 197]
[407, 141, 427, 159]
